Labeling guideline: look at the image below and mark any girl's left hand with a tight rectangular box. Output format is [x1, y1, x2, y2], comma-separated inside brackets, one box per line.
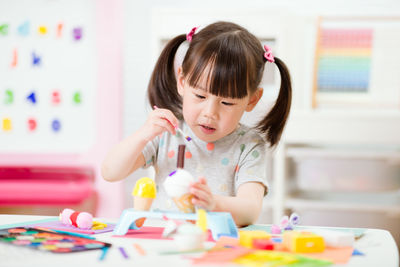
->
[190, 177, 216, 211]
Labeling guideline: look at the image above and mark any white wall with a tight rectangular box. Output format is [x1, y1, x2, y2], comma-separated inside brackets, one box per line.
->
[122, 0, 400, 216]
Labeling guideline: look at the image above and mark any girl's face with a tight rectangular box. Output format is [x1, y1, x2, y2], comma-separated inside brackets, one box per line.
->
[177, 67, 263, 143]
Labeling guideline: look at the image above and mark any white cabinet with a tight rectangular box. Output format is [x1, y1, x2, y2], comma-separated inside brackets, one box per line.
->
[271, 111, 400, 247]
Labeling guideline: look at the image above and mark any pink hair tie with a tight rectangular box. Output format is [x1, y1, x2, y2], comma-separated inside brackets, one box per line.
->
[186, 26, 198, 42]
[263, 45, 275, 63]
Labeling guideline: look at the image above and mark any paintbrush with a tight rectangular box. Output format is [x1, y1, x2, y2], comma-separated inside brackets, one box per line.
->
[154, 106, 192, 141]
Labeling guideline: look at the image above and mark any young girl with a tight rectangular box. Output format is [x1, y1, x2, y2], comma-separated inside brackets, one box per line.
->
[102, 21, 292, 227]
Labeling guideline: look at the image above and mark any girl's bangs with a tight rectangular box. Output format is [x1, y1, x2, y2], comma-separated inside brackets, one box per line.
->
[185, 49, 250, 99]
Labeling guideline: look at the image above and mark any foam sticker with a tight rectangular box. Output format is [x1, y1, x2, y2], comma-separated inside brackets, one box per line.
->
[18, 21, 30, 36]
[72, 27, 82, 40]
[2, 118, 12, 131]
[51, 119, 61, 132]
[26, 91, 37, 104]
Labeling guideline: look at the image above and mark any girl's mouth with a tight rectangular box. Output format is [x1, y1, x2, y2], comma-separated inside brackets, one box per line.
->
[200, 124, 216, 134]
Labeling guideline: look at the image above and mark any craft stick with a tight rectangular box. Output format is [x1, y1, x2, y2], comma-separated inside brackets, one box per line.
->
[119, 247, 129, 259]
[133, 243, 146, 255]
[177, 144, 186, 168]
[99, 246, 109, 261]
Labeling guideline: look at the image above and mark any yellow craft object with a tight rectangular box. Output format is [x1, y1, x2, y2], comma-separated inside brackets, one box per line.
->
[91, 221, 107, 230]
[132, 177, 157, 198]
[196, 208, 207, 232]
[283, 230, 325, 253]
[239, 230, 270, 248]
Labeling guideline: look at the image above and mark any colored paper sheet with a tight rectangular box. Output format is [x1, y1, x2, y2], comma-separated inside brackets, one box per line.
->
[299, 246, 354, 264]
[28, 220, 114, 234]
[235, 251, 332, 267]
[114, 226, 214, 241]
[0, 217, 58, 229]
[192, 247, 253, 265]
[242, 225, 366, 239]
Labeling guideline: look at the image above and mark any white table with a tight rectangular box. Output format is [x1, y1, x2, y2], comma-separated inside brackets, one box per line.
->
[0, 215, 398, 267]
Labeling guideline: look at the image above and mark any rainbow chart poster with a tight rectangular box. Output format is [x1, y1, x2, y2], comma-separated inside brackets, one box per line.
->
[317, 28, 373, 93]
[313, 18, 400, 109]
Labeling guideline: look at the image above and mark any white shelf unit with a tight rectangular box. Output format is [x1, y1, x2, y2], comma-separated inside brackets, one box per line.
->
[271, 110, 400, 250]
[272, 110, 400, 220]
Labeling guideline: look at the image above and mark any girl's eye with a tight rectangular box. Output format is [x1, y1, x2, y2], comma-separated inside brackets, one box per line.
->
[195, 94, 206, 99]
[222, 101, 234, 106]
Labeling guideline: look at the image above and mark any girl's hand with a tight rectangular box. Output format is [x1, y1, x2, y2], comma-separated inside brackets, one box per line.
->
[139, 108, 178, 142]
[190, 177, 216, 211]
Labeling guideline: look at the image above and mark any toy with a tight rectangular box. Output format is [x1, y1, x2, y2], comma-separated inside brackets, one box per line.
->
[239, 230, 271, 248]
[174, 223, 206, 251]
[271, 212, 299, 234]
[283, 230, 325, 253]
[113, 209, 238, 241]
[252, 238, 274, 250]
[164, 144, 196, 213]
[132, 177, 157, 227]
[59, 208, 93, 229]
[304, 228, 355, 247]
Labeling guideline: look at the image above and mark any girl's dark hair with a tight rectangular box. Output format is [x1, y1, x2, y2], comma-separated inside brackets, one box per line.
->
[147, 21, 292, 146]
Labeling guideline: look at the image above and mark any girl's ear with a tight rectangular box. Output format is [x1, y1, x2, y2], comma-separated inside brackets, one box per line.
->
[245, 88, 263, 112]
[177, 66, 185, 96]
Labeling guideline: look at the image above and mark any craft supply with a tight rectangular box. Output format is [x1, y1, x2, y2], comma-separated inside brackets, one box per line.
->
[0, 227, 111, 253]
[51, 229, 96, 240]
[29, 219, 114, 234]
[239, 230, 270, 248]
[119, 247, 129, 259]
[113, 209, 238, 241]
[132, 177, 157, 227]
[252, 238, 274, 250]
[271, 212, 300, 233]
[174, 223, 206, 251]
[164, 145, 196, 213]
[196, 209, 208, 232]
[283, 231, 325, 253]
[59, 208, 93, 229]
[154, 105, 191, 141]
[133, 243, 146, 255]
[92, 221, 108, 230]
[304, 228, 355, 248]
[175, 127, 192, 141]
[99, 246, 109, 261]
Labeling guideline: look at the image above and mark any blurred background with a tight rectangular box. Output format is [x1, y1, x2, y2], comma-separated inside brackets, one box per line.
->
[0, 0, 399, 249]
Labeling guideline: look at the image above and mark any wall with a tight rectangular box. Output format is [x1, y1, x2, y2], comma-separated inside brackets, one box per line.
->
[122, 0, 400, 220]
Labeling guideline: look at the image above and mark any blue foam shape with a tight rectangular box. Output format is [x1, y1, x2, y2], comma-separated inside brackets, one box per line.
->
[113, 209, 238, 241]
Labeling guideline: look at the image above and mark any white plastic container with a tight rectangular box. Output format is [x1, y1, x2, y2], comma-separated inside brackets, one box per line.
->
[294, 158, 400, 192]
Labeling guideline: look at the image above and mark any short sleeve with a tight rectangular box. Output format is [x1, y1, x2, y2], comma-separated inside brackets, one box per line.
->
[142, 135, 160, 169]
[235, 142, 269, 196]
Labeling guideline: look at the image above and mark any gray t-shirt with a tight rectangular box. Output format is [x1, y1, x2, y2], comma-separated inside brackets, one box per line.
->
[142, 121, 270, 211]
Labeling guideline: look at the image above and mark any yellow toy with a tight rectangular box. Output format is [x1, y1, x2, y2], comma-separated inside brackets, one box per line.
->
[283, 230, 325, 253]
[132, 177, 157, 227]
[239, 230, 271, 248]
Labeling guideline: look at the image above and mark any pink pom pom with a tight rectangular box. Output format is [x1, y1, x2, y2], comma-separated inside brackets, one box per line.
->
[59, 208, 75, 225]
[271, 224, 281, 234]
[76, 212, 93, 229]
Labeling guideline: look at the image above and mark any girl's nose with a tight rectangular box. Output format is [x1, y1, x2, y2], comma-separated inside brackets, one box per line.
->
[202, 99, 218, 119]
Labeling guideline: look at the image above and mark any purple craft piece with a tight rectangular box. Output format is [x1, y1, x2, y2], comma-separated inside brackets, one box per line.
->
[28, 220, 114, 235]
[73, 27, 82, 40]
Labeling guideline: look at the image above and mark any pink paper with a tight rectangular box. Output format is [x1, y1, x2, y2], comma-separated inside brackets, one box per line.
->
[192, 247, 253, 264]
[113, 226, 214, 241]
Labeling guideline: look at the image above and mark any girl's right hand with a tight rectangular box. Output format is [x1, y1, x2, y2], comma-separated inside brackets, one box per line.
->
[139, 108, 178, 142]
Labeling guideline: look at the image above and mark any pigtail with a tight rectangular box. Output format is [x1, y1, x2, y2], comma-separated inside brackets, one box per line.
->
[257, 57, 292, 147]
[147, 34, 187, 119]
